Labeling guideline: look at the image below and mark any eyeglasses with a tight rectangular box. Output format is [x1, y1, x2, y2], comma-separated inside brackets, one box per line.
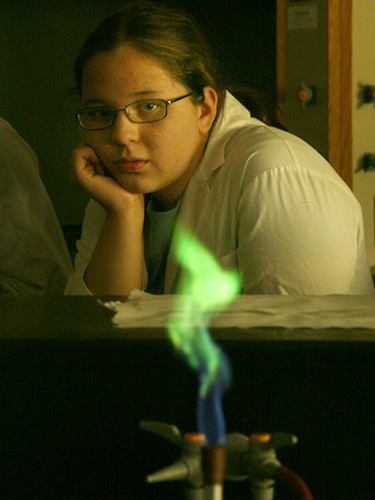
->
[76, 92, 194, 130]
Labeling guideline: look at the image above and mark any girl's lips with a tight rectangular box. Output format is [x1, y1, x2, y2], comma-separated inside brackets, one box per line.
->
[114, 159, 148, 173]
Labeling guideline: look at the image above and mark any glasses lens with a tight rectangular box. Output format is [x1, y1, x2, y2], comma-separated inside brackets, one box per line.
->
[78, 107, 114, 129]
[127, 99, 166, 123]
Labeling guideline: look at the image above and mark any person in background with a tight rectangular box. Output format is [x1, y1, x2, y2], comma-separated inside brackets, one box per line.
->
[0, 117, 72, 294]
[65, 0, 374, 296]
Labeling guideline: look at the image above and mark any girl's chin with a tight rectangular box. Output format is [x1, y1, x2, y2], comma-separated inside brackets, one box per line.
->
[114, 177, 155, 195]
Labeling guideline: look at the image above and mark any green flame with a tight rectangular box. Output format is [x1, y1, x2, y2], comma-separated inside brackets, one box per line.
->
[167, 223, 242, 396]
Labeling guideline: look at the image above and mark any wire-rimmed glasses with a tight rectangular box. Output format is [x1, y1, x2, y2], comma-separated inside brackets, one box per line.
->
[76, 92, 194, 130]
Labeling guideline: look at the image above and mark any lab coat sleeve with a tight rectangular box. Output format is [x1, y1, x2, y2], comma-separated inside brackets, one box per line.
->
[64, 199, 148, 295]
[0, 123, 73, 294]
[237, 165, 375, 295]
[64, 199, 105, 295]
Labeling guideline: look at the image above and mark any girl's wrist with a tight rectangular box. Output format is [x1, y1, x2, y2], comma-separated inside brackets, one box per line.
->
[105, 199, 145, 226]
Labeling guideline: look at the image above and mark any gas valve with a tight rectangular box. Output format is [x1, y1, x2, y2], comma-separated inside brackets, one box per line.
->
[297, 82, 315, 109]
[140, 422, 313, 500]
[225, 431, 298, 500]
[140, 421, 207, 500]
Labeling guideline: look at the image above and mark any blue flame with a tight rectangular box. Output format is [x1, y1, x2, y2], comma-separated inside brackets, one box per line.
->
[196, 348, 231, 445]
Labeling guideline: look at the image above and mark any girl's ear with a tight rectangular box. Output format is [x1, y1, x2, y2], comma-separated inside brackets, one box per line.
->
[198, 86, 218, 134]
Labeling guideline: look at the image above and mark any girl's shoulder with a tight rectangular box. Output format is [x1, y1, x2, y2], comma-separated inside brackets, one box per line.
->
[224, 122, 343, 185]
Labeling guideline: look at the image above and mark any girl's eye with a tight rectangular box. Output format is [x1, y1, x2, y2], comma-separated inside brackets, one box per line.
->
[93, 108, 113, 119]
[82, 108, 112, 120]
[139, 101, 161, 113]
[128, 100, 165, 122]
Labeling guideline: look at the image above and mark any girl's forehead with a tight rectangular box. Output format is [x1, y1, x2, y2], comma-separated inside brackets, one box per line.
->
[83, 46, 168, 78]
[81, 45, 181, 97]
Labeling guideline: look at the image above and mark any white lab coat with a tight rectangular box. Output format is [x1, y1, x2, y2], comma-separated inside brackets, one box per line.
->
[65, 93, 374, 295]
[0, 118, 72, 294]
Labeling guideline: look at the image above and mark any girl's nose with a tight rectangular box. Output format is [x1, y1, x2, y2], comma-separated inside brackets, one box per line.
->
[110, 110, 140, 145]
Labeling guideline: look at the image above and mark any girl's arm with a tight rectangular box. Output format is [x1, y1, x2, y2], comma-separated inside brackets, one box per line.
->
[68, 143, 144, 296]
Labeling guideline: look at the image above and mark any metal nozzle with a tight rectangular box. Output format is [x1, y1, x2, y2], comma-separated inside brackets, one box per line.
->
[146, 460, 189, 483]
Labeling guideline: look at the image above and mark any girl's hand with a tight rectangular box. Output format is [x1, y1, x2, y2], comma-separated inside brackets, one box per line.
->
[70, 143, 144, 217]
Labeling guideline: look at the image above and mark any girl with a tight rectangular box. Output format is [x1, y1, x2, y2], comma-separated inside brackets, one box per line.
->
[65, 0, 374, 296]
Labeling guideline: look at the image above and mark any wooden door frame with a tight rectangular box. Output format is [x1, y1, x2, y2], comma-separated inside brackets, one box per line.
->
[276, 0, 352, 188]
[276, 0, 287, 127]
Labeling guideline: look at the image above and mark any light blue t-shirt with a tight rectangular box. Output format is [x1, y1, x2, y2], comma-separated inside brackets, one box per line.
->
[143, 197, 180, 294]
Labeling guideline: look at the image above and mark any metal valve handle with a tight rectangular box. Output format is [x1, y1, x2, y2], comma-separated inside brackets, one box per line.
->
[225, 431, 298, 481]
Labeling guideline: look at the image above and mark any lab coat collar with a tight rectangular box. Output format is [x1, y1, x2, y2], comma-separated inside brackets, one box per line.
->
[198, 91, 252, 180]
[163, 92, 251, 293]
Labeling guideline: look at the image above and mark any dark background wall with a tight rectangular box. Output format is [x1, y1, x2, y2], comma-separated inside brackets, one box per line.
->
[0, 0, 276, 226]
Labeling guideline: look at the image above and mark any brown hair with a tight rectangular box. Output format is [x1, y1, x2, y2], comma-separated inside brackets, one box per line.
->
[229, 86, 287, 130]
[74, 0, 226, 120]
[73, 0, 285, 129]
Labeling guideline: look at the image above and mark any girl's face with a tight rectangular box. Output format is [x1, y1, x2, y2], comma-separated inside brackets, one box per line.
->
[80, 44, 217, 204]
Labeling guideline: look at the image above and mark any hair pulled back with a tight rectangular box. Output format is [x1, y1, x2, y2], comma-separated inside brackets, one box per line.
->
[74, 0, 226, 120]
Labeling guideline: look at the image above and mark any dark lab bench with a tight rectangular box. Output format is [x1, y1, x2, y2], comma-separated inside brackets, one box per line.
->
[1, 296, 375, 500]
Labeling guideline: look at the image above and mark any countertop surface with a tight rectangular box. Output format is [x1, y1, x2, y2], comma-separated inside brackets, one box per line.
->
[1, 294, 375, 342]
